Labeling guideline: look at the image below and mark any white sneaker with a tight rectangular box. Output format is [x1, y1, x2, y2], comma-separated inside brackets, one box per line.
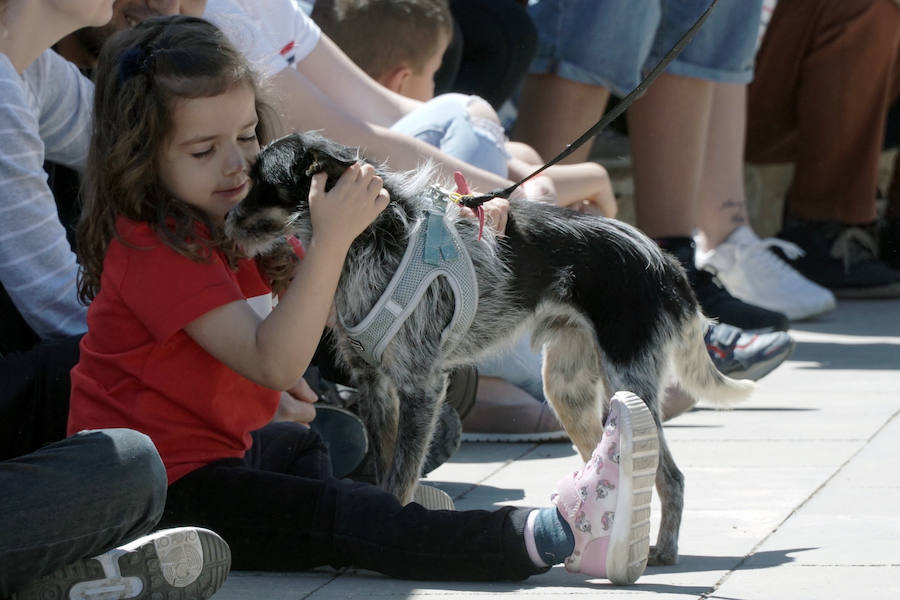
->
[13, 527, 231, 600]
[696, 225, 836, 321]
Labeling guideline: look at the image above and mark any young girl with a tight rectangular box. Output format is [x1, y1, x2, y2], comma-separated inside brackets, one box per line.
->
[67, 15, 659, 585]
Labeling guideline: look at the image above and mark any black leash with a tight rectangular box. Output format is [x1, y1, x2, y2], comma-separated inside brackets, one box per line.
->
[461, 0, 720, 209]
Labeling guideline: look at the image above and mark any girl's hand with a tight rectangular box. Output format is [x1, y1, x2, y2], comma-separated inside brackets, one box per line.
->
[308, 163, 390, 249]
[271, 378, 319, 426]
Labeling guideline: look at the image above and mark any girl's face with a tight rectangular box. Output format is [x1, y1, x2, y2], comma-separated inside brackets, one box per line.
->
[157, 83, 260, 223]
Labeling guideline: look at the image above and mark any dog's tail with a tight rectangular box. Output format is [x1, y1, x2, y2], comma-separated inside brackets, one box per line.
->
[672, 310, 755, 408]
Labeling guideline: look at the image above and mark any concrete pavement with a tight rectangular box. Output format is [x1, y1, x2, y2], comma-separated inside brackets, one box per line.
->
[216, 298, 900, 599]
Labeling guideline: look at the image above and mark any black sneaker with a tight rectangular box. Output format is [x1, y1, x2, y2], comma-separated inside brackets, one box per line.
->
[880, 216, 900, 271]
[776, 218, 900, 298]
[312, 363, 466, 480]
[665, 243, 789, 332]
[348, 402, 461, 482]
[310, 405, 369, 479]
[692, 268, 790, 332]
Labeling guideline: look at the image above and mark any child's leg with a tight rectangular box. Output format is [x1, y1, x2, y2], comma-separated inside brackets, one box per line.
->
[245, 421, 333, 480]
[162, 422, 540, 579]
[160, 395, 657, 583]
[0, 429, 166, 596]
[541, 163, 617, 216]
[391, 93, 510, 177]
[161, 459, 542, 579]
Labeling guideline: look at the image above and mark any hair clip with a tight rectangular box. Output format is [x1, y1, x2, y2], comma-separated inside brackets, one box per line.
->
[118, 46, 155, 84]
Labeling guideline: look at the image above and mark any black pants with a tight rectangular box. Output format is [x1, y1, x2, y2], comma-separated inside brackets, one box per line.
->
[434, 0, 538, 110]
[160, 422, 543, 581]
[0, 335, 81, 461]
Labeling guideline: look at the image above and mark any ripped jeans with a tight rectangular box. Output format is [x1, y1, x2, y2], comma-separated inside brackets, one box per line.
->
[390, 93, 510, 178]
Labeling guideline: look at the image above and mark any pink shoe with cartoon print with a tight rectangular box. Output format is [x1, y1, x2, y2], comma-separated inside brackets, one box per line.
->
[552, 391, 659, 584]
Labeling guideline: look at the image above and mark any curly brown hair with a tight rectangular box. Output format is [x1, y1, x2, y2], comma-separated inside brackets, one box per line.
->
[77, 15, 296, 303]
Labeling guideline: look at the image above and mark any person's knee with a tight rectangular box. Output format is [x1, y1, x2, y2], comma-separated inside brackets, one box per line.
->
[465, 96, 500, 125]
[864, 0, 900, 40]
[103, 429, 167, 519]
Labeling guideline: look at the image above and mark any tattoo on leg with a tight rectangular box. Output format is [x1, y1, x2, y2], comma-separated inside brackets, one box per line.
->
[721, 198, 746, 226]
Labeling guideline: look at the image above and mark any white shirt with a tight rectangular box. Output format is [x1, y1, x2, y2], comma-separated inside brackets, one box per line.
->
[205, 0, 322, 80]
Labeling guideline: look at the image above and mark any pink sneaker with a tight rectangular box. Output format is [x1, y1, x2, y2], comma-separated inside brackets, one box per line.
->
[552, 391, 659, 584]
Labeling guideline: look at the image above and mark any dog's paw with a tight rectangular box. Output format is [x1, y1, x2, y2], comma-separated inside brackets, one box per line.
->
[648, 546, 679, 566]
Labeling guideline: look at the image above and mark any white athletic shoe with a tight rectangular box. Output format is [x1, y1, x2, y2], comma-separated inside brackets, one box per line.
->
[13, 527, 231, 600]
[696, 226, 836, 321]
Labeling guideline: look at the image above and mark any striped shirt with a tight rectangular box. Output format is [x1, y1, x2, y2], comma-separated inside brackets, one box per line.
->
[0, 50, 92, 340]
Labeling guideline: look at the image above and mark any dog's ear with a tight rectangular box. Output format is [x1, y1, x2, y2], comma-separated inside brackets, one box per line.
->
[302, 148, 357, 180]
[292, 133, 360, 191]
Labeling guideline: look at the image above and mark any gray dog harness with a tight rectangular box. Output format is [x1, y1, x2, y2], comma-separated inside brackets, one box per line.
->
[341, 187, 479, 366]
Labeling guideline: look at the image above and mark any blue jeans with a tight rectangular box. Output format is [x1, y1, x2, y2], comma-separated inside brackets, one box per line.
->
[160, 422, 543, 580]
[391, 93, 510, 177]
[477, 331, 547, 401]
[0, 429, 167, 596]
[528, 0, 763, 95]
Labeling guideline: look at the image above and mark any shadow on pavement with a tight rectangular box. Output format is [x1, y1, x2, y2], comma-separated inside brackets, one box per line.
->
[789, 299, 900, 338]
[645, 547, 817, 575]
[791, 341, 900, 370]
[427, 481, 526, 505]
[692, 406, 818, 414]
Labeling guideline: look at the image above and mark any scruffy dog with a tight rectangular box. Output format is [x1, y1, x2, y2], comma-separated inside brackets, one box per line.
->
[226, 131, 754, 566]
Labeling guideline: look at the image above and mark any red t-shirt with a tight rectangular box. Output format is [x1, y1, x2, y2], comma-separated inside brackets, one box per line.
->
[68, 218, 279, 484]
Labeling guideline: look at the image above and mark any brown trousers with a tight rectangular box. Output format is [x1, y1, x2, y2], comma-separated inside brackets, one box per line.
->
[747, 0, 900, 224]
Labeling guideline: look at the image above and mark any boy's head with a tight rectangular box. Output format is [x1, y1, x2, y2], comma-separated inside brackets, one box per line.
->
[312, 0, 452, 102]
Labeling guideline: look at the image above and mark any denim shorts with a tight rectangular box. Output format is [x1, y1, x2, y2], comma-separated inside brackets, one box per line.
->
[390, 93, 510, 177]
[527, 0, 763, 96]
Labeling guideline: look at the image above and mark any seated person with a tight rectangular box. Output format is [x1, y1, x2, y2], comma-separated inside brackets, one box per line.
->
[66, 16, 661, 584]
[1, 3, 227, 598]
[311, 0, 617, 217]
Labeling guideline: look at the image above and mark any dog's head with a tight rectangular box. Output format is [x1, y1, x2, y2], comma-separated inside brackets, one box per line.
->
[225, 131, 359, 256]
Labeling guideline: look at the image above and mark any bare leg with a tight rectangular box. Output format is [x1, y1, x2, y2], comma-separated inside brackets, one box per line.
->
[696, 82, 751, 251]
[513, 73, 611, 164]
[544, 163, 617, 217]
[627, 73, 714, 238]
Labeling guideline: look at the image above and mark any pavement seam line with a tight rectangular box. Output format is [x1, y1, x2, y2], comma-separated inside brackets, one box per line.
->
[700, 406, 900, 599]
[299, 571, 343, 599]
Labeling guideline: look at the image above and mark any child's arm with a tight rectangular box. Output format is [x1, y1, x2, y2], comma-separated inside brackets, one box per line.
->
[184, 164, 389, 391]
[267, 58, 524, 201]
